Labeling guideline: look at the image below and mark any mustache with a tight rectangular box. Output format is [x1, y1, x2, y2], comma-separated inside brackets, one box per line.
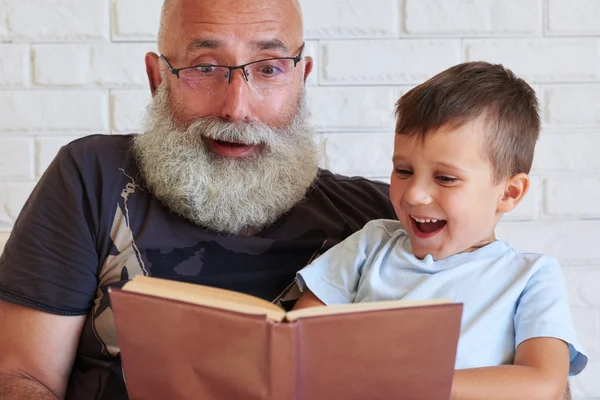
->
[185, 117, 279, 147]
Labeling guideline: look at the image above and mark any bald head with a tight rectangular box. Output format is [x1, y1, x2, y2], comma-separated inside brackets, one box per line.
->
[157, 0, 303, 55]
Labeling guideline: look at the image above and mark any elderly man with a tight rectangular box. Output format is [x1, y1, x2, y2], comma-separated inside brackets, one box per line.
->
[0, 0, 395, 399]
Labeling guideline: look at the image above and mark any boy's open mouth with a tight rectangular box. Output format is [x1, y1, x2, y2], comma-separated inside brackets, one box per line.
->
[410, 215, 447, 236]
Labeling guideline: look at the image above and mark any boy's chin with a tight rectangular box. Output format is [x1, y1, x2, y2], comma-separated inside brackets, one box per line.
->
[410, 243, 451, 261]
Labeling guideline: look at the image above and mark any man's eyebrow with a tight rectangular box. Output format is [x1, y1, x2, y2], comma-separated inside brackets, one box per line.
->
[186, 38, 224, 53]
[251, 39, 289, 53]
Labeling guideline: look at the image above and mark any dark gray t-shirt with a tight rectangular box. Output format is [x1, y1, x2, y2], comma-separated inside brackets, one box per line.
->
[0, 134, 396, 399]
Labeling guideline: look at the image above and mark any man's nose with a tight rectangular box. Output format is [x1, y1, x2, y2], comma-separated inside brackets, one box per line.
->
[403, 179, 433, 206]
[220, 69, 253, 123]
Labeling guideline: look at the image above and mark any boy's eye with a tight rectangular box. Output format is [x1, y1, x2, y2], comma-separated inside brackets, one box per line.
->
[436, 176, 458, 184]
[394, 168, 412, 176]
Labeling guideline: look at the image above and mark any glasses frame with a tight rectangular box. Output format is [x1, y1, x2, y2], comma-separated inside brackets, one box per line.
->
[160, 42, 306, 84]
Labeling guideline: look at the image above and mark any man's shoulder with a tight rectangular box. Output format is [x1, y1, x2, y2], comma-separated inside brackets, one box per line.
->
[63, 134, 135, 159]
[57, 134, 138, 177]
[313, 169, 390, 198]
[306, 169, 397, 223]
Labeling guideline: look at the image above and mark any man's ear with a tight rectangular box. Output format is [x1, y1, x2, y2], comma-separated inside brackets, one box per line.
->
[303, 56, 313, 83]
[497, 173, 530, 213]
[145, 52, 162, 95]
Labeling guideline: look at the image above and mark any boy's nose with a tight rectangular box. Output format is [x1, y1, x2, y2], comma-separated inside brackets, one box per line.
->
[403, 181, 433, 206]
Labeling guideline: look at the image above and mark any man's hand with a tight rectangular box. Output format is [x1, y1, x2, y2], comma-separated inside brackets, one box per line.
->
[0, 300, 86, 400]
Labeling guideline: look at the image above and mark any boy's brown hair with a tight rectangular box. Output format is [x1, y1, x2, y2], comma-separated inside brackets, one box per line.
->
[394, 61, 540, 183]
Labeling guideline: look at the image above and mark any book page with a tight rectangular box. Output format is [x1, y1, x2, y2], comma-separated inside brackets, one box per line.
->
[285, 298, 452, 322]
[124, 276, 287, 322]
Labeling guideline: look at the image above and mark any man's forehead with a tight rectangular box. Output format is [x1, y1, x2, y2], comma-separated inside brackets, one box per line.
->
[160, 0, 302, 54]
[164, 0, 301, 30]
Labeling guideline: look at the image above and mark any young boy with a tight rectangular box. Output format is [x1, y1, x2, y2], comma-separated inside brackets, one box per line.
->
[294, 62, 587, 400]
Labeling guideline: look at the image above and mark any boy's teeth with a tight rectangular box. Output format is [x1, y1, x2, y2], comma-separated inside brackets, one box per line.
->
[411, 215, 437, 224]
[411, 216, 439, 223]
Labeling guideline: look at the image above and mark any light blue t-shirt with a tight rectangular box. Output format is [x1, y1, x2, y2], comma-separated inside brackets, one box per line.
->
[296, 219, 588, 375]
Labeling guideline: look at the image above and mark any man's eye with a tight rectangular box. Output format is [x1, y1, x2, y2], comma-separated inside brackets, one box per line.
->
[197, 65, 215, 73]
[259, 65, 282, 75]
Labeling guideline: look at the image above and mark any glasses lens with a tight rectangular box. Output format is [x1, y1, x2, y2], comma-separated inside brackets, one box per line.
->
[179, 65, 230, 94]
[245, 59, 296, 90]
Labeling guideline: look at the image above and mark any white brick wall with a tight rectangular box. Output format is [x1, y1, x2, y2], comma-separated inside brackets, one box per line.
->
[0, 1, 598, 397]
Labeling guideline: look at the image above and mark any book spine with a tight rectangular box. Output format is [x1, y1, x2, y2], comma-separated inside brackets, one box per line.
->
[268, 322, 296, 399]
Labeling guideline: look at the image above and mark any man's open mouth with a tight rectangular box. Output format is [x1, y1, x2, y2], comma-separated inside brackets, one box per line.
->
[203, 137, 261, 158]
[410, 215, 447, 236]
[212, 139, 250, 147]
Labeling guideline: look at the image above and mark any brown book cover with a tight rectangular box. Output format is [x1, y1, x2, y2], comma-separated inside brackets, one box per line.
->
[110, 276, 462, 400]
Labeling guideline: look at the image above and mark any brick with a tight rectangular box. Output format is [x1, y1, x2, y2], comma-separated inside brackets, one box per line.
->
[501, 176, 541, 221]
[2, 0, 109, 42]
[0, 45, 29, 87]
[465, 39, 600, 82]
[571, 306, 600, 357]
[33, 44, 155, 87]
[562, 266, 592, 308]
[0, 182, 37, 227]
[302, 0, 399, 39]
[533, 132, 600, 172]
[320, 40, 461, 85]
[405, 0, 541, 36]
[572, 268, 600, 308]
[0, 137, 34, 179]
[111, 90, 152, 134]
[112, 0, 162, 41]
[547, 0, 600, 35]
[321, 133, 394, 177]
[545, 176, 600, 218]
[495, 221, 600, 264]
[36, 136, 84, 178]
[572, 358, 600, 398]
[0, 6, 9, 41]
[307, 86, 404, 131]
[0, 91, 109, 132]
[543, 85, 600, 127]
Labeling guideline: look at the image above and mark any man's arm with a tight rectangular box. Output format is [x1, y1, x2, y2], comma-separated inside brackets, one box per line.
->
[0, 299, 86, 400]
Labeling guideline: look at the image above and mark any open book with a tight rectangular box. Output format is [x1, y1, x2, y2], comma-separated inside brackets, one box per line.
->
[110, 276, 463, 400]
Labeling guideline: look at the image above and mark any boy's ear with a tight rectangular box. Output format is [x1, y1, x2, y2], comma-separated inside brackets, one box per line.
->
[497, 173, 530, 213]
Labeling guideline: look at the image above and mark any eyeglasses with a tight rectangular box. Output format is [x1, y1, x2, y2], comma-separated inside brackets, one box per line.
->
[160, 43, 305, 94]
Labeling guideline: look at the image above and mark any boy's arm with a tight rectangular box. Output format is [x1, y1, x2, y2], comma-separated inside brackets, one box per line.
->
[451, 337, 570, 400]
[293, 290, 326, 310]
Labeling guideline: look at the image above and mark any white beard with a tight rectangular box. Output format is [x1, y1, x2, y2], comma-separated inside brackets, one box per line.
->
[133, 83, 319, 235]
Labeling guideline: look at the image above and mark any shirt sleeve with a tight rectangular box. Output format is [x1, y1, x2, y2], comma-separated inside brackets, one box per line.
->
[0, 144, 99, 316]
[514, 256, 588, 376]
[296, 220, 385, 305]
